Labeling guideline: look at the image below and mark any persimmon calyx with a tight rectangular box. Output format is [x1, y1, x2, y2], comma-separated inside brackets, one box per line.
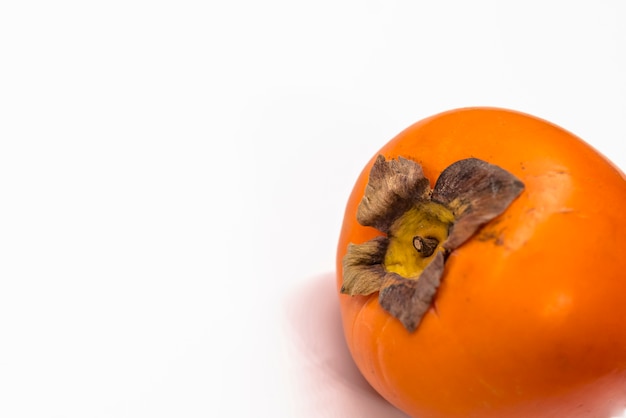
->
[341, 155, 524, 332]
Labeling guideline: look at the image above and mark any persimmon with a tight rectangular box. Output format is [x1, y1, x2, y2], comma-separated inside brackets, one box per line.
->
[336, 107, 626, 418]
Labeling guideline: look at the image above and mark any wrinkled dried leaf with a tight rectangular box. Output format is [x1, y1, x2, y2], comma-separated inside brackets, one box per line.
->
[357, 155, 431, 233]
[341, 236, 388, 296]
[378, 252, 445, 331]
[432, 158, 524, 250]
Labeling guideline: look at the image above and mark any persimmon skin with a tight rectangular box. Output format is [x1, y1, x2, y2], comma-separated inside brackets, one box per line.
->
[336, 107, 626, 418]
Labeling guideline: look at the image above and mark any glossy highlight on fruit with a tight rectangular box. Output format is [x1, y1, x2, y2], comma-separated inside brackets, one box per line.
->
[336, 107, 626, 418]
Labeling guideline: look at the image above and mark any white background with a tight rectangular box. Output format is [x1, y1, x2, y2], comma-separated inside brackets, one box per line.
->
[1, 1, 625, 417]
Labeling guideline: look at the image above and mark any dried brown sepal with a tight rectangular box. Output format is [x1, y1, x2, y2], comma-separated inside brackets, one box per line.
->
[378, 252, 445, 332]
[341, 236, 389, 296]
[357, 155, 431, 233]
[432, 158, 525, 250]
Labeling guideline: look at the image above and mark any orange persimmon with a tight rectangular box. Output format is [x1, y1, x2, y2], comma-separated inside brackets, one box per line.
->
[336, 107, 626, 418]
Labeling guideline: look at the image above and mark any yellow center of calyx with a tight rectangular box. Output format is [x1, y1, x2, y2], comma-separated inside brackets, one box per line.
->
[383, 201, 454, 279]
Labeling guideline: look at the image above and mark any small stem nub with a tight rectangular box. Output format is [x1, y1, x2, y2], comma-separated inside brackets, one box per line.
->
[413, 236, 439, 257]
